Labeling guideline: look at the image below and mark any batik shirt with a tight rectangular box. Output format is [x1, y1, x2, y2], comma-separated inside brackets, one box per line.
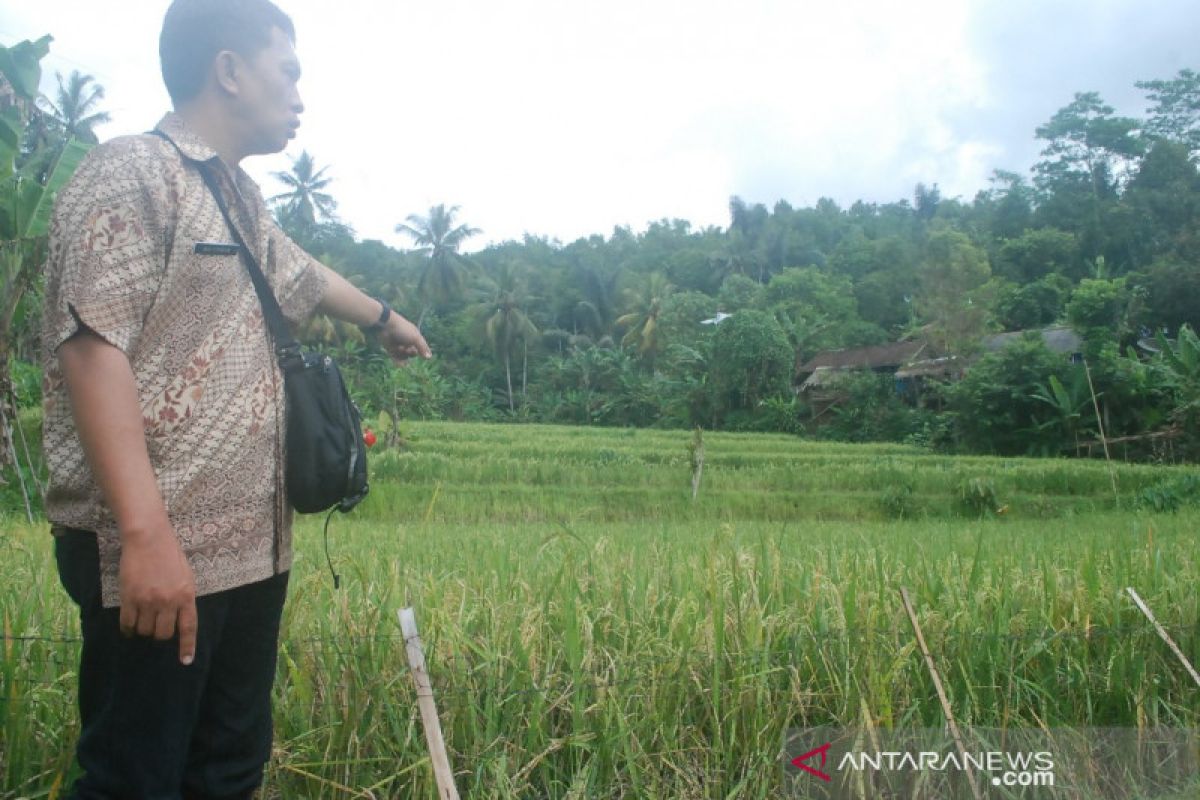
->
[41, 113, 328, 607]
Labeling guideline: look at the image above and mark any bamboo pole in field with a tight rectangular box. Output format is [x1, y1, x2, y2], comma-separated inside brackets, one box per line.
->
[8, 386, 46, 503]
[398, 607, 460, 800]
[1126, 587, 1200, 688]
[899, 587, 982, 800]
[1083, 358, 1119, 504]
[0, 395, 33, 524]
[689, 427, 705, 501]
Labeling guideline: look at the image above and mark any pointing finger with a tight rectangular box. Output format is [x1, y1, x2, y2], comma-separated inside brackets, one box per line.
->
[177, 599, 198, 666]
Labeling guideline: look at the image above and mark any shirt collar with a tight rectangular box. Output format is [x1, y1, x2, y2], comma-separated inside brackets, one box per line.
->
[153, 112, 221, 164]
[153, 112, 264, 206]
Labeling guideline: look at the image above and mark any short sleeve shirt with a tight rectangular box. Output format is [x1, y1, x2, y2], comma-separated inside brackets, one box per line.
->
[41, 113, 328, 608]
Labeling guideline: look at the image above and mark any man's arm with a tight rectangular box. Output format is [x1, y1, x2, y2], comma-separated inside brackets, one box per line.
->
[314, 264, 432, 363]
[58, 331, 198, 665]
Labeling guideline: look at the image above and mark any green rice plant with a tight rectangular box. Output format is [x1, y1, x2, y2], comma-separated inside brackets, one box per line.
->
[2, 422, 1198, 797]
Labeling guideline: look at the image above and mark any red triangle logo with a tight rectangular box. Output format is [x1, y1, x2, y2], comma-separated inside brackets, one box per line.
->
[791, 742, 833, 782]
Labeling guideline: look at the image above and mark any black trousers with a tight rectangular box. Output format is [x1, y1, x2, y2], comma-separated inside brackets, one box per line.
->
[55, 529, 289, 800]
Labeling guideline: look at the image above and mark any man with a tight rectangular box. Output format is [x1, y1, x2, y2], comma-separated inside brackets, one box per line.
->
[40, 1, 430, 797]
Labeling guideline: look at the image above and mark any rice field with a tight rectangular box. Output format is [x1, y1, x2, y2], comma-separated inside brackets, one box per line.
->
[2, 421, 1198, 798]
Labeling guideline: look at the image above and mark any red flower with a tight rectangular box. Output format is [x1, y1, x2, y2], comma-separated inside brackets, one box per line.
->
[362, 429, 377, 448]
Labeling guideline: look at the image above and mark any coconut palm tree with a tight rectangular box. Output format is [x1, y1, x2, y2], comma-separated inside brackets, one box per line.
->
[39, 71, 110, 144]
[473, 263, 538, 412]
[395, 204, 480, 314]
[615, 272, 673, 367]
[269, 150, 337, 231]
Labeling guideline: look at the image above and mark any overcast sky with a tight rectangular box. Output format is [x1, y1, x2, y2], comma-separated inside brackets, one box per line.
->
[2, 1, 1197, 250]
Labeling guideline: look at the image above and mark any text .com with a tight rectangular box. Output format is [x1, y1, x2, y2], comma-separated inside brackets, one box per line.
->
[835, 749, 1055, 787]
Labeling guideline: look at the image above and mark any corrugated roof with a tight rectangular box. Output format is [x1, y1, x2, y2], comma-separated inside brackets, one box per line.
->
[894, 356, 963, 379]
[983, 326, 1082, 354]
[797, 340, 927, 373]
[799, 366, 848, 390]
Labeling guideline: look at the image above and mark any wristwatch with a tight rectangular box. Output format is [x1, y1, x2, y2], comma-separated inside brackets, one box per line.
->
[361, 298, 392, 336]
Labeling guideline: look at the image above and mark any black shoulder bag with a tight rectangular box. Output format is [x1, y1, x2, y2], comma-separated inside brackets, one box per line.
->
[193, 161, 369, 517]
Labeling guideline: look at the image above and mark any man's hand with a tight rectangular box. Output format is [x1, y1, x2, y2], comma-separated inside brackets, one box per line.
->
[119, 526, 198, 665]
[59, 331, 198, 665]
[314, 265, 432, 364]
[378, 312, 432, 365]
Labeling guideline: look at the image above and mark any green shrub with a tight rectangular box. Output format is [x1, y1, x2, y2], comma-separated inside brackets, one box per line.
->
[880, 480, 918, 519]
[958, 476, 1000, 518]
[10, 360, 43, 408]
[1134, 473, 1200, 513]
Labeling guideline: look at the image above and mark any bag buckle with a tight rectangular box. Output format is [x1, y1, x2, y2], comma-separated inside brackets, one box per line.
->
[276, 343, 303, 370]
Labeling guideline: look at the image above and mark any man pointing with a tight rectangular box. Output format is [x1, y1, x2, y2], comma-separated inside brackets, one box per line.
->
[42, 1, 428, 796]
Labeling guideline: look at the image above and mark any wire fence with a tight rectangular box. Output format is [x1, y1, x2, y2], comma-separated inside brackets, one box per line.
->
[5, 622, 1194, 649]
[2, 620, 1196, 709]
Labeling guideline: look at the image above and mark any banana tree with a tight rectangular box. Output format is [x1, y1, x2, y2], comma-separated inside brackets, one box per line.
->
[2, 36, 92, 335]
[1030, 372, 1091, 454]
[1, 35, 93, 518]
[1154, 325, 1200, 433]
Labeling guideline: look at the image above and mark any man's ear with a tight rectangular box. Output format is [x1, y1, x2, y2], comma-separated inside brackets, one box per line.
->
[213, 50, 242, 96]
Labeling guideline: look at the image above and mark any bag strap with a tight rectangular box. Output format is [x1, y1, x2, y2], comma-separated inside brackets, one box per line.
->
[148, 129, 300, 365]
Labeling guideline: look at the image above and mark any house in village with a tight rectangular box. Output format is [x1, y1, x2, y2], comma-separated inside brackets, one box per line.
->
[795, 340, 930, 418]
[796, 326, 1084, 419]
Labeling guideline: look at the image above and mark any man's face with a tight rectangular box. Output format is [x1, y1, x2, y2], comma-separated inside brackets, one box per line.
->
[234, 26, 304, 157]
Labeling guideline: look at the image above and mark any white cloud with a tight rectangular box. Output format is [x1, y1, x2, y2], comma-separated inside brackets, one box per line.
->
[2, 0, 1196, 248]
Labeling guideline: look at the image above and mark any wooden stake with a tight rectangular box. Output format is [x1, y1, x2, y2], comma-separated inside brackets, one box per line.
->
[689, 427, 705, 502]
[1126, 587, 1200, 688]
[1083, 358, 1119, 504]
[7, 386, 46, 503]
[899, 587, 982, 800]
[0, 396, 33, 524]
[423, 481, 442, 524]
[398, 608, 460, 800]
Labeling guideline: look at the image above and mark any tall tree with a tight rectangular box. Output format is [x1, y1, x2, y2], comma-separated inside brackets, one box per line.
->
[396, 203, 479, 313]
[763, 266, 866, 356]
[1034, 92, 1143, 194]
[708, 310, 793, 420]
[1122, 139, 1200, 263]
[1137, 68, 1200, 153]
[1033, 92, 1144, 267]
[269, 150, 337, 230]
[914, 182, 941, 222]
[979, 170, 1033, 241]
[994, 228, 1082, 283]
[725, 195, 768, 280]
[39, 70, 110, 144]
[474, 263, 537, 412]
[914, 229, 994, 355]
[615, 272, 673, 367]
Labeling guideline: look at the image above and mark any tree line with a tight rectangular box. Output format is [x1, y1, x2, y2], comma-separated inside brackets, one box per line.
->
[269, 72, 1200, 459]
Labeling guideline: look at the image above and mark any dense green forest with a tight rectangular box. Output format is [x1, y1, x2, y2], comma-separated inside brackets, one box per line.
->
[3, 35, 1200, 466]
[267, 74, 1200, 459]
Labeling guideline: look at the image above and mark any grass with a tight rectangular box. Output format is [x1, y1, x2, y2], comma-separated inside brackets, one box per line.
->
[1, 421, 1198, 798]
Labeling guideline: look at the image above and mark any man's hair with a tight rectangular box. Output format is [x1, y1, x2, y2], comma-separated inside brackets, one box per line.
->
[160, 0, 295, 105]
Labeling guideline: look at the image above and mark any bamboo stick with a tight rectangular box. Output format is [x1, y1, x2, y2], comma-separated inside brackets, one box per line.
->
[0, 396, 33, 523]
[398, 607, 460, 800]
[1083, 358, 1119, 503]
[899, 587, 982, 800]
[1126, 587, 1200, 688]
